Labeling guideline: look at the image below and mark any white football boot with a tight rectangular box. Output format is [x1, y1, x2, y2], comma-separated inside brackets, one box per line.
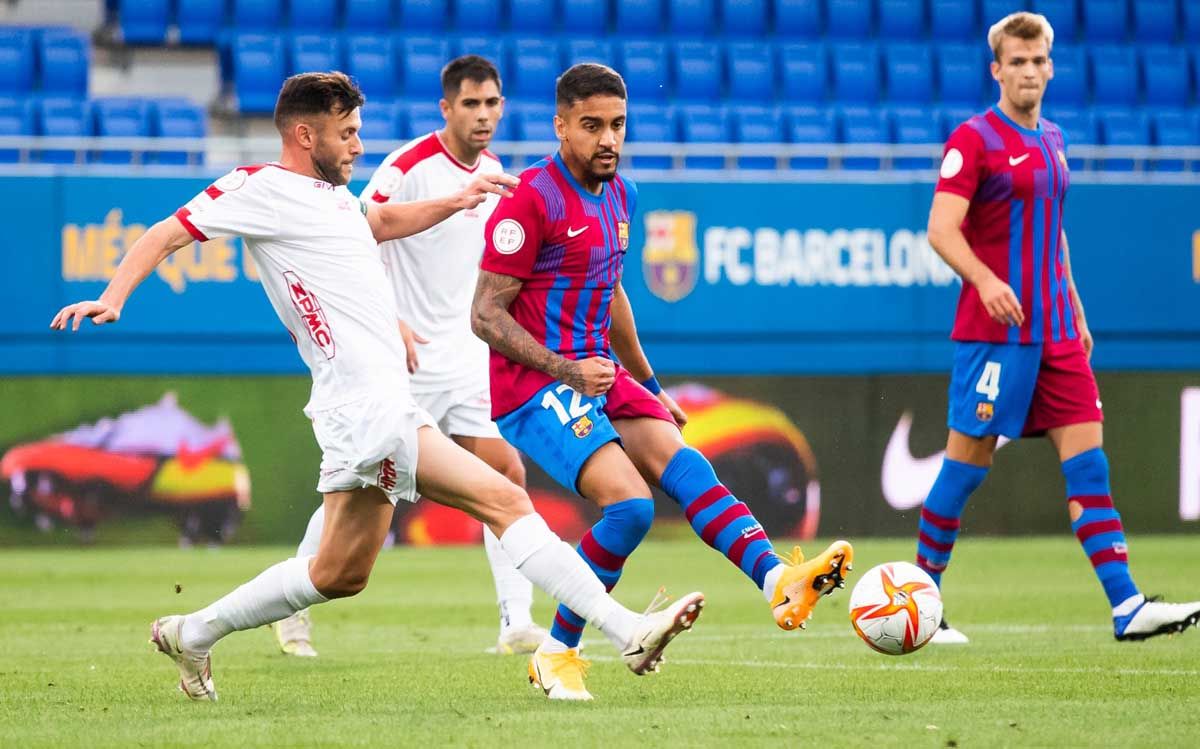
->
[150, 615, 217, 701]
[270, 609, 317, 657]
[929, 617, 969, 644]
[621, 589, 705, 675]
[1114, 597, 1200, 641]
[496, 622, 549, 655]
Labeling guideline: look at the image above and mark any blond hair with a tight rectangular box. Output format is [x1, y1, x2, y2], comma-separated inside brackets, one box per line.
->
[987, 11, 1055, 62]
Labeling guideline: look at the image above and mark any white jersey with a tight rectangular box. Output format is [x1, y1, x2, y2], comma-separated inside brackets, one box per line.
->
[176, 163, 409, 415]
[361, 132, 502, 393]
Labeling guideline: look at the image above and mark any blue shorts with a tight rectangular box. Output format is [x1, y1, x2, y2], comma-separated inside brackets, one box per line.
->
[947, 341, 1042, 439]
[496, 381, 620, 493]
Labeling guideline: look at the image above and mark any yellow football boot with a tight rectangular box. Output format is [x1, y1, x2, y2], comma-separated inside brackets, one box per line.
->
[769, 540, 854, 630]
[528, 644, 593, 701]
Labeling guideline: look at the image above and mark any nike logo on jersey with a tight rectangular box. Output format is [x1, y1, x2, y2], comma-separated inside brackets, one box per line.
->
[880, 412, 1010, 510]
[567, 226, 587, 238]
[1008, 153, 1031, 166]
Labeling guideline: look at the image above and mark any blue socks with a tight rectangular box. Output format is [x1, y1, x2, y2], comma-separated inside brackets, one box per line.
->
[1064, 448, 1139, 609]
[915, 458, 988, 586]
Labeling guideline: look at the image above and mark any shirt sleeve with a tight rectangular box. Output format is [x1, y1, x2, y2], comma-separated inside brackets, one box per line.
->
[360, 163, 406, 204]
[480, 177, 545, 280]
[934, 124, 985, 201]
[174, 168, 279, 242]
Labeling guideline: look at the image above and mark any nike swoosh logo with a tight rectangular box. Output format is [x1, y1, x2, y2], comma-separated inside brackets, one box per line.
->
[1009, 154, 1030, 166]
[880, 411, 1010, 510]
[567, 226, 587, 238]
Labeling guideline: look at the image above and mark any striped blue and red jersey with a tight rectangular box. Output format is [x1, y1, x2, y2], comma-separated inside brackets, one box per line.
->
[481, 153, 636, 418]
[935, 105, 1077, 344]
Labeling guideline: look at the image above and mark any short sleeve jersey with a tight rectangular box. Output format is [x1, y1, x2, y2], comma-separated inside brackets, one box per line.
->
[175, 163, 409, 415]
[359, 132, 503, 394]
[480, 153, 636, 418]
[935, 106, 1078, 344]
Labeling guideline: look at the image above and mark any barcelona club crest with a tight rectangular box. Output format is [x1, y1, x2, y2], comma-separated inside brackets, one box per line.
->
[976, 402, 995, 422]
[571, 414, 594, 439]
[642, 210, 700, 303]
[617, 221, 629, 251]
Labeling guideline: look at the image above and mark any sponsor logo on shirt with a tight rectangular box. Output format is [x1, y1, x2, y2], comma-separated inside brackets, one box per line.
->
[377, 458, 398, 492]
[283, 271, 337, 360]
[571, 413, 594, 439]
[642, 210, 700, 303]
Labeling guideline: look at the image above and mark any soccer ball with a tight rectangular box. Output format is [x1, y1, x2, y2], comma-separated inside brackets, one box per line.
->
[848, 562, 943, 655]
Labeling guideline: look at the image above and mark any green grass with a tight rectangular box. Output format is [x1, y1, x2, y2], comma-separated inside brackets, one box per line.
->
[3, 537, 1199, 748]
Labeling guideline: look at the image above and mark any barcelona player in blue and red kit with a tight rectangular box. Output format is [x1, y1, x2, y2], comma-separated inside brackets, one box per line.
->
[472, 64, 853, 700]
[917, 12, 1200, 644]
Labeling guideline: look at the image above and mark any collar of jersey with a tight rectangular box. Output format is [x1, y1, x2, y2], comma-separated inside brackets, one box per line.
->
[989, 105, 1042, 136]
[553, 152, 606, 203]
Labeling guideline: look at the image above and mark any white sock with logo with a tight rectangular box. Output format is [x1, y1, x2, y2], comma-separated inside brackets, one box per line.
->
[483, 524, 535, 633]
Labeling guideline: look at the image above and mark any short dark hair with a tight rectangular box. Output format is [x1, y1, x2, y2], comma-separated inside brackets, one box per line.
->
[441, 55, 502, 100]
[273, 71, 365, 132]
[555, 63, 627, 109]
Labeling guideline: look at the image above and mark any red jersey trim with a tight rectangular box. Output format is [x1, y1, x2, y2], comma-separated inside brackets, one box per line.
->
[934, 183, 975, 200]
[173, 207, 208, 242]
[387, 133, 443, 174]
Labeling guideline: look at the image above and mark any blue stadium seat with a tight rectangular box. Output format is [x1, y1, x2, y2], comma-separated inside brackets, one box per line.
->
[515, 103, 557, 141]
[291, 35, 341, 77]
[1151, 109, 1200, 171]
[721, 0, 768, 36]
[562, 0, 609, 34]
[779, 42, 827, 103]
[884, 42, 933, 104]
[830, 43, 880, 104]
[627, 104, 676, 169]
[673, 41, 721, 102]
[937, 43, 985, 105]
[404, 101, 443, 138]
[775, 0, 821, 38]
[178, 0, 225, 45]
[347, 35, 399, 101]
[401, 37, 451, 100]
[678, 104, 729, 169]
[839, 105, 888, 169]
[1082, 0, 1127, 42]
[727, 42, 774, 102]
[0, 29, 35, 95]
[37, 98, 91, 164]
[731, 105, 783, 169]
[1097, 108, 1149, 171]
[669, 0, 716, 35]
[455, 37, 508, 70]
[879, 0, 925, 40]
[980, 0, 1022, 27]
[400, 0, 448, 31]
[1044, 44, 1086, 107]
[1133, 0, 1176, 42]
[39, 29, 89, 99]
[120, 0, 170, 44]
[937, 105, 977, 139]
[344, 0, 395, 30]
[1089, 45, 1137, 107]
[1142, 45, 1190, 108]
[151, 98, 206, 166]
[888, 105, 940, 169]
[566, 39, 614, 68]
[1044, 105, 1095, 168]
[231, 0, 284, 30]
[290, 0, 338, 30]
[456, 0, 503, 33]
[359, 100, 402, 163]
[91, 97, 151, 164]
[616, 0, 663, 34]
[233, 34, 285, 113]
[511, 39, 561, 100]
[785, 105, 836, 168]
[1031, 0, 1078, 42]
[1186, 0, 1200, 42]
[619, 40, 669, 102]
[827, 0, 872, 40]
[510, 0, 557, 33]
[0, 98, 34, 163]
[930, 0, 977, 40]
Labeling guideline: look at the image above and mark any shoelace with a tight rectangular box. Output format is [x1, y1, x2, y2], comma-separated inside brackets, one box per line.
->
[774, 544, 806, 567]
[641, 586, 673, 617]
[547, 650, 592, 682]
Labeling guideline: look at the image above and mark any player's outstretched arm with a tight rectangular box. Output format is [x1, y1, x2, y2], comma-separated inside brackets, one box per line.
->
[928, 192, 1024, 327]
[50, 215, 195, 331]
[610, 280, 686, 425]
[471, 270, 614, 397]
[366, 173, 519, 243]
[1060, 231, 1093, 357]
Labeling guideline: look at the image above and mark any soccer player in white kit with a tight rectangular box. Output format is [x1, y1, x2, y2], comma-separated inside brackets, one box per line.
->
[50, 72, 704, 702]
[272, 56, 546, 659]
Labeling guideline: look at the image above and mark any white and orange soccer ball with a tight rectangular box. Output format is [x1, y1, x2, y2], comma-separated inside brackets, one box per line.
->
[848, 562, 943, 655]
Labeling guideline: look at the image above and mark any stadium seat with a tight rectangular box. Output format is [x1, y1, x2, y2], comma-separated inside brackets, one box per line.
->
[1186, 0, 1200, 42]
[673, 41, 722, 102]
[878, 0, 925, 40]
[347, 35, 400, 101]
[39, 30, 89, 99]
[511, 39, 561, 100]
[779, 42, 827, 103]
[1089, 45, 1137, 107]
[359, 100, 402, 163]
[930, 0, 978, 40]
[619, 41, 669, 102]
[937, 105, 977, 139]
[37, 98, 91, 164]
[231, 0, 284, 30]
[830, 43, 880, 105]
[455, 37, 508, 70]
[401, 37, 451, 100]
[775, 0, 821, 38]
[721, 0, 768, 36]
[290, 35, 342, 78]
[0, 98, 34, 163]
[151, 98, 206, 166]
[888, 106, 940, 169]
[455, 0, 503, 33]
[1097, 108, 1149, 171]
[562, 0, 609, 34]
[566, 39, 614, 68]
[290, 0, 337, 30]
[884, 42, 933, 104]
[727, 42, 775, 102]
[839, 105, 888, 169]
[827, 0, 872, 40]
[937, 43, 985, 105]
[232, 34, 285, 114]
[1031, 0, 1078, 42]
[404, 101, 443, 139]
[91, 98, 151, 164]
[400, 0, 448, 31]
[0, 29, 35, 95]
[177, 0, 225, 45]
[627, 103, 676, 168]
[1081, 0, 1127, 42]
[678, 104, 729, 169]
[1151, 109, 1200, 171]
[1044, 44, 1086, 107]
[980, 0, 1023, 27]
[731, 104, 783, 169]
[510, 0, 557, 33]
[1142, 45, 1190, 108]
[1133, 0, 1176, 42]
[669, 0, 716, 35]
[616, 0, 663, 34]
[1044, 105, 1096, 168]
[120, 0, 170, 44]
[785, 105, 836, 168]
[344, 0, 395, 30]
[515, 103, 557, 141]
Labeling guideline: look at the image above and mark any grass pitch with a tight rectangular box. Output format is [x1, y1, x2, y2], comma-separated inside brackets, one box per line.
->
[3, 536, 1199, 748]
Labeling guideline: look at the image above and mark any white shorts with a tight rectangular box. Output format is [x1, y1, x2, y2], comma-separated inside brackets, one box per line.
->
[311, 395, 436, 505]
[414, 385, 501, 440]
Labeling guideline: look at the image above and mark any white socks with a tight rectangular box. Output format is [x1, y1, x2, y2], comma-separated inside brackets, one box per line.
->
[762, 564, 784, 604]
[483, 524, 535, 632]
[499, 513, 638, 650]
[180, 555, 328, 652]
[296, 504, 325, 558]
